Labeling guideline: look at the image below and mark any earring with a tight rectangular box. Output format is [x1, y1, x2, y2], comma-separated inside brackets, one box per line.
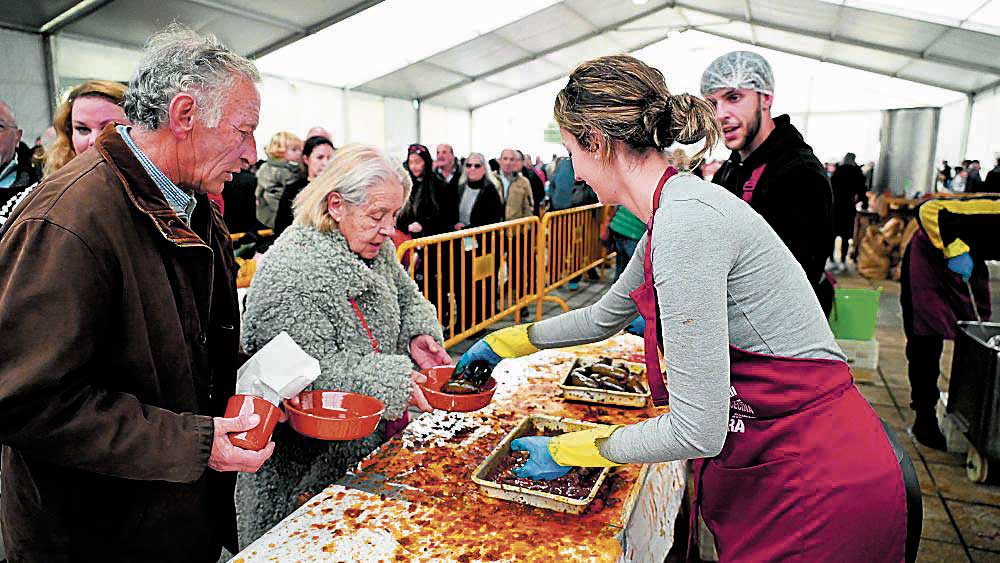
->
[593, 154, 598, 160]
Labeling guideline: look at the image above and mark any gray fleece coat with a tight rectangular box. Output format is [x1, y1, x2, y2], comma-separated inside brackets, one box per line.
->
[236, 224, 443, 545]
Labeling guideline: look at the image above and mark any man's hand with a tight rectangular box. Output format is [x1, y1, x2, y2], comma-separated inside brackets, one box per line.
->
[409, 334, 451, 370]
[409, 371, 433, 412]
[208, 414, 275, 473]
[408, 222, 423, 234]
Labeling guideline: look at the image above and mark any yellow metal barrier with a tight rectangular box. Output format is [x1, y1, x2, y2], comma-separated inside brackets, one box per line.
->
[396, 217, 540, 349]
[535, 204, 615, 319]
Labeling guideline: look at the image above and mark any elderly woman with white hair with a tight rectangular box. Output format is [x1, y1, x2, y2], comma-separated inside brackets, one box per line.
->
[237, 143, 450, 544]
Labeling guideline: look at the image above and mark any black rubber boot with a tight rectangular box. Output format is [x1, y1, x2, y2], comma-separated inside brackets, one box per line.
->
[911, 409, 947, 451]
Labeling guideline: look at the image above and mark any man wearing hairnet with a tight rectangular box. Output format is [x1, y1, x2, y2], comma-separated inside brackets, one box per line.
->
[702, 51, 835, 314]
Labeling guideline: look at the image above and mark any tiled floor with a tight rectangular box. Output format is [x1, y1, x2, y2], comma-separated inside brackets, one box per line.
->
[839, 270, 1000, 563]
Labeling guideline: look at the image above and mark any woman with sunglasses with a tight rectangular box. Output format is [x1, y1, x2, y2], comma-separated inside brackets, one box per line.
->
[453, 152, 504, 333]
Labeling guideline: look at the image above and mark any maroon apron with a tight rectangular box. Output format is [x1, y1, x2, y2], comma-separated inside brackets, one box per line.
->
[901, 229, 991, 339]
[630, 169, 907, 561]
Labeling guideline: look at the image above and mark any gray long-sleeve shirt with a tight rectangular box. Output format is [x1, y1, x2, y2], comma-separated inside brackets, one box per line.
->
[528, 173, 844, 464]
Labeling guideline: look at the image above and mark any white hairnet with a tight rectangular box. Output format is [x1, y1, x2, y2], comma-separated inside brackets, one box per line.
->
[700, 51, 775, 96]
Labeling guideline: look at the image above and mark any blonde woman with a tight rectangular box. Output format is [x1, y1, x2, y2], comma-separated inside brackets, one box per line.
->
[456, 55, 911, 561]
[238, 144, 449, 544]
[254, 131, 303, 228]
[44, 80, 128, 177]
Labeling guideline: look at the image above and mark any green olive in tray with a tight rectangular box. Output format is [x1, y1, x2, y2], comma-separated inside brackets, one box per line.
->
[567, 357, 645, 394]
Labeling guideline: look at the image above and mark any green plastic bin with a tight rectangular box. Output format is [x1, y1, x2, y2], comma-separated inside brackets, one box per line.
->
[828, 287, 883, 341]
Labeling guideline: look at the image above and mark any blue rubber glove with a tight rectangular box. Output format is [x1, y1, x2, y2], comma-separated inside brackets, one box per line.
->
[453, 339, 504, 375]
[947, 252, 974, 282]
[510, 436, 571, 480]
[454, 324, 537, 376]
[626, 316, 645, 336]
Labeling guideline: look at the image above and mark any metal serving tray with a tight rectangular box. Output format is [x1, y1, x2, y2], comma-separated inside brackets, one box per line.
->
[471, 414, 611, 514]
[558, 357, 650, 408]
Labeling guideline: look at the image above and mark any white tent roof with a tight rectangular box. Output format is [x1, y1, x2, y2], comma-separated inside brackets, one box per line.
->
[3, 0, 1000, 110]
[260, 0, 1000, 110]
[0, 0, 381, 58]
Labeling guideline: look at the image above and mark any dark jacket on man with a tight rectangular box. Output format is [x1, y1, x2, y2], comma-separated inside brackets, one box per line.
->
[0, 126, 242, 562]
[0, 153, 39, 227]
[830, 161, 867, 236]
[712, 114, 834, 310]
[521, 165, 545, 215]
[456, 176, 504, 229]
[436, 162, 462, 193]
[982, 164, 1000, 193]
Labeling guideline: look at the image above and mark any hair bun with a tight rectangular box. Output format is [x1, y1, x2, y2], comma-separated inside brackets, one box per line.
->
[642, 97, 673, 149]
[670, 94, 709, 145]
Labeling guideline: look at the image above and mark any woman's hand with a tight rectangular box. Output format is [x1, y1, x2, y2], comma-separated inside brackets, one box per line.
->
[409, 334, 451, 370]
[454, 223, 466, 230]
[409, 371, 433, 412]
[408, 222, 423, 233]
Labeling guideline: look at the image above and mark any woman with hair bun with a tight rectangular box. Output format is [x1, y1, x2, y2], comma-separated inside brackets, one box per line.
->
[455, 55, 908, 561]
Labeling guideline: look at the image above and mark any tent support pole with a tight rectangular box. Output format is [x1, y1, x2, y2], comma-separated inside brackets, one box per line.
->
[959, 93, 973, 160]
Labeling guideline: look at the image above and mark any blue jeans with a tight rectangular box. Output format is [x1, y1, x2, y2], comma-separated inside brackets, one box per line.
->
[613, 234, 639, 282]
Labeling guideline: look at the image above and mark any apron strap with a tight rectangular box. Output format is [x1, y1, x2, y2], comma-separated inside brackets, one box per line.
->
[741, 163, 767, 203]
[641, 167, 678, 406]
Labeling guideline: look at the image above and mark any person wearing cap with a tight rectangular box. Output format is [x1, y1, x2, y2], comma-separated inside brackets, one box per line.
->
[901, 196, 1000, 449]
[702, 51, 835, 314]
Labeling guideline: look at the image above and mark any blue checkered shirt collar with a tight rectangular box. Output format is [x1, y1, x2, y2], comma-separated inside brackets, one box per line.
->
[116, 125, 196, 223]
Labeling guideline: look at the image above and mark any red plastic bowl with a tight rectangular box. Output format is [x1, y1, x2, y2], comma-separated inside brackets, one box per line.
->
[419, 365, 497, 412]
[224, 394, 282, 451]
[284, 391, 385, 441]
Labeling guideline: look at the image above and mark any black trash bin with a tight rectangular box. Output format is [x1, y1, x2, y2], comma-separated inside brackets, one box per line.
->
[946, 321, 1000, 483]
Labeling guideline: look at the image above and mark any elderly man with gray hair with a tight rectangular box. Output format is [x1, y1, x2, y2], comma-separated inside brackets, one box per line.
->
[0, 25, 271, 562]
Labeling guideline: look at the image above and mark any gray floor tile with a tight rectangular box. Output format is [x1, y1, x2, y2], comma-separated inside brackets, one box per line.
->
[948, 499, 1000, 552]
[970, 548, 1000, 562]
[930, 463, 1000, 504]
[922, 494, 963, 544]
[917, 539, 971, 563]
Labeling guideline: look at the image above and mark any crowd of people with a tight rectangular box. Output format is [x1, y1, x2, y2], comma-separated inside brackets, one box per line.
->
[938, 157, 1000, 193]
[1, 19, 998, 563]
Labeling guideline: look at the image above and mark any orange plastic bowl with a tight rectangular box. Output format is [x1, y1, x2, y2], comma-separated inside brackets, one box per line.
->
[284, 391, 385, 441]
[419, 365, 497, 412]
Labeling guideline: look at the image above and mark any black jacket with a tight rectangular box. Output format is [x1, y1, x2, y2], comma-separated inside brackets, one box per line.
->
[457, 178, 504, 229]
[713, 114, 834, 290]
[436, 163, 462, 193]
[830, 163, 867, 230]
[521, 165, 545, 215]
[397, 173, 457, 237]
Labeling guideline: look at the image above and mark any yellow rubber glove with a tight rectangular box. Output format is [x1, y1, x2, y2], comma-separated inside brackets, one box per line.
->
[483, 323, 538, 358]
[548, 424, 623, 468]
[455, 324, 539, 374]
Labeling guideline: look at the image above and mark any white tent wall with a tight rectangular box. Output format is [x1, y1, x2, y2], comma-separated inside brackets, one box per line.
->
[0, 28, 51, 142]
[966, 87, 1000, 166]
[256, 75, 345, 157]
[935, 98, 970, 169]
[54, 35, 142, 87]
[471, 79, 566, 163]
[419, 104, 471, 158]
[382, 97, 417, 163]
[786, 111, 883, 166]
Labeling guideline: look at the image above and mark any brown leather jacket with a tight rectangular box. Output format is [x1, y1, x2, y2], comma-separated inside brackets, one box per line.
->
[0, 126, 242, 562]
[492, 171, 535, 220]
